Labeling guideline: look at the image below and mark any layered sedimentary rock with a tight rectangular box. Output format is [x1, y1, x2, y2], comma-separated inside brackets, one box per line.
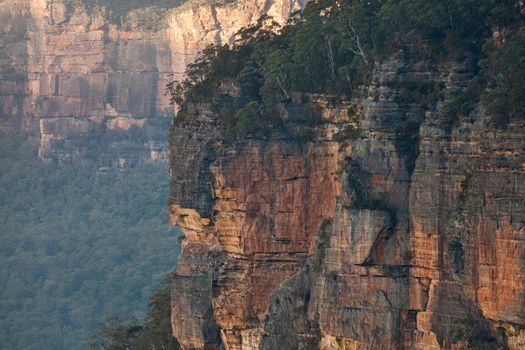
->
[168, 54, 525, 349]
[0, 0, 31, 133]
[0, 0, 304, 165]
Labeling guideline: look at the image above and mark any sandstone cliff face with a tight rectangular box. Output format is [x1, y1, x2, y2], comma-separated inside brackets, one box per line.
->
[0, 0, 31, 133]
[0, 0, 304, 166]
[168, 54, 525, 349]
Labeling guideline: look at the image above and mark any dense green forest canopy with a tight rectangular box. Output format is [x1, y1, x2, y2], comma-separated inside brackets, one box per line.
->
[0, 135, 179, 350]
[169, 0, 525, 138]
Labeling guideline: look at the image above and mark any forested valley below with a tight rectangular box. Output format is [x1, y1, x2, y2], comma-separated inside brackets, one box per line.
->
[0, 135, 179, 350]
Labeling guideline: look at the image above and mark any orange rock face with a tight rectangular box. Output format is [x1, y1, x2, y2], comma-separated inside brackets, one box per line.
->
[169, 58, 525, 349]
[170, 111, 347, 347]
[477, 219, 524, 324]
[212, 141, 342, 344]
[214, 142, 341, 256]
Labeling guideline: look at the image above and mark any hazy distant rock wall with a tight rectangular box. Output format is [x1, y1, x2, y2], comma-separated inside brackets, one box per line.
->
[0, 0, 305, 166]
[0, 0, 31, 133]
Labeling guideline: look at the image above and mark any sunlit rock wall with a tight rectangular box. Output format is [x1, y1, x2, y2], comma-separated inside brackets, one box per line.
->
[168, 55, 525, 349]
[0, 0, 305, 166]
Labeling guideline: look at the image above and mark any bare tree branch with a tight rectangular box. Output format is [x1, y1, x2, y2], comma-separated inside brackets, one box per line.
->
[324, 34, 336, 80]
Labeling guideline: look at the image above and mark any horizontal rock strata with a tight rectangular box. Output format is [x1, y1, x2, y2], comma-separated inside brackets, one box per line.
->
[169, 56, 525, 349]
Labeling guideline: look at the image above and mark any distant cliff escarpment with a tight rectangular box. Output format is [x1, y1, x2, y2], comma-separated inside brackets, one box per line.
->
[0, 0, 305, 166]
[168, 1, 525, 349]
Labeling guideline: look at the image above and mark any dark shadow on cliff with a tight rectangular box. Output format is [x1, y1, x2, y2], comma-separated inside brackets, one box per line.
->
[430, 281, 508, 350]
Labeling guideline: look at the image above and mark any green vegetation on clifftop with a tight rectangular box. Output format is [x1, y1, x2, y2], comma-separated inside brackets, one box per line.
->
[169, 0, 525, 138]
[80, 0, 185, 30]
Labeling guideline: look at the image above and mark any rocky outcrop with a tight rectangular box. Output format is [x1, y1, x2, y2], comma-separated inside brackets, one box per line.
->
[168, 54, 525, 349]
[0, 0, 305, 166]
[169, 95, 349, 349]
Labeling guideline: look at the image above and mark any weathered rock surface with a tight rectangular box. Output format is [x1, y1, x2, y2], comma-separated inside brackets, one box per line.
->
[169, 54, 525, 349]
[0, 0, 304, 166]
[0, 0, 31, 133]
